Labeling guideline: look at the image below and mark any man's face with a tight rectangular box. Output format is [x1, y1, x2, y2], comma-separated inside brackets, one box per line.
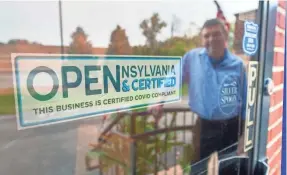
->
[201, 24, 227, 58]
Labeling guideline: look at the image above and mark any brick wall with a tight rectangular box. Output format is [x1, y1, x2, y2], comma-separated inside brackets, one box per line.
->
[0, 44, 107, 72]
[233, 9, 257, 54]
[0, 44, 107, 94]
[267, 1, 286, 175]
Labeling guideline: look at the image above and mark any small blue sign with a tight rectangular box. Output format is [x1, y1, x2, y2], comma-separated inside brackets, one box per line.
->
[242, 21, 259, 56]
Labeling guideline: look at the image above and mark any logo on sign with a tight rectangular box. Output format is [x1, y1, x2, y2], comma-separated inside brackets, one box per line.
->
[242, 21, 259, 56]
[219, 75, 238, 115]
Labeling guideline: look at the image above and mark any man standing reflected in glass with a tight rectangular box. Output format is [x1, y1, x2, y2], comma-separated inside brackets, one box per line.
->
[150, 18, 247, 160]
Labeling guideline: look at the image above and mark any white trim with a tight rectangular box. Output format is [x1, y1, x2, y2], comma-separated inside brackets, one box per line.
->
[273, 66, 284, 72]
[275, 25, 286, 34]
[269, 101, 283, 112]
[277, 6, 286, 16]
[273, 84, 284, 92]
[268, 118, 283, 131]
[268, 146, 282, 163]
[218, 156, 248, 164]
[260, 160, 270, 175]
[267, 132, 282, 149]
[274, 47, 285, 53]
[270, 163, 279, 175]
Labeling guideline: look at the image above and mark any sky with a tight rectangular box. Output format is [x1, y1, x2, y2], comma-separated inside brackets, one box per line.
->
[0, 0, 259, 47]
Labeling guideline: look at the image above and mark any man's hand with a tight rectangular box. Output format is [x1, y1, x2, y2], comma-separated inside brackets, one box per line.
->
[148, 105, 164, 123]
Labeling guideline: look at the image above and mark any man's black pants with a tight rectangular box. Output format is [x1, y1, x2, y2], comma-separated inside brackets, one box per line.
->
[199, 117, 240, 159]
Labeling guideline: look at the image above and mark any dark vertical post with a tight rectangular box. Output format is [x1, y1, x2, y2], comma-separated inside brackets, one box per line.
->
[130, 141, 137, 175]
[251, 1, 270, 175]
[154, 119, 158, 174]
[58, 0, 64, 54]
[130, 114, 137, 175]
[165, 112, 168, 171]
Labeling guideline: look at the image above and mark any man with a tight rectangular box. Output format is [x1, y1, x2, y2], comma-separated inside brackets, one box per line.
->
[149, 18, 247, 160]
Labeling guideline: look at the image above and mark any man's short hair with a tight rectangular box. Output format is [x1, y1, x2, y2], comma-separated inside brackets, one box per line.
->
[201, 18, 228, 35]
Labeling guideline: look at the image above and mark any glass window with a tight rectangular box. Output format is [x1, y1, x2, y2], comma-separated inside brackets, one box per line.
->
[1, 0, 260, 175]
[0, 1, 63, 175]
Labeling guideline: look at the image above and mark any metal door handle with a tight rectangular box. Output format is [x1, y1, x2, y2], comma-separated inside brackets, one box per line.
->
[263, 78, 274, 96]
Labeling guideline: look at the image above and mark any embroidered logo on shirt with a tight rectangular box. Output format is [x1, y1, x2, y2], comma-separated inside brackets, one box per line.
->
[218, 75, 238, 115]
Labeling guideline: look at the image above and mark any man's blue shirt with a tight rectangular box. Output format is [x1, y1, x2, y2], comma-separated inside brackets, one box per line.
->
[181, 47, 247, 120]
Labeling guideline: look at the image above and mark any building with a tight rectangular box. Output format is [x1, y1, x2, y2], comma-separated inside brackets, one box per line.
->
[0, 43, 107, 93]
[233, 9, 258, 55]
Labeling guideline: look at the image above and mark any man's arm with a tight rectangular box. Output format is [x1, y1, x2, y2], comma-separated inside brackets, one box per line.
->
[182, 52, 190, 85]
[148, 51, 190, 114]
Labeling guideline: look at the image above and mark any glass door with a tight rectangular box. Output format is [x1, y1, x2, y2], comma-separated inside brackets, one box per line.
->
[0, 1, 270, 175]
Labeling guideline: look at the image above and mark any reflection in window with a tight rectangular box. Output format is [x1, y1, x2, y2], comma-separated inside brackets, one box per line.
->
[60, 1, 259, 175]
[0, 1, 259, 175]
[0, 1, 61, 92]
[233, 9, 258, 64]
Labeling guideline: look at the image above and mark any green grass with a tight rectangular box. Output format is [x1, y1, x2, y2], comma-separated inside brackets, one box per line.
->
[0, 93, 16, 115]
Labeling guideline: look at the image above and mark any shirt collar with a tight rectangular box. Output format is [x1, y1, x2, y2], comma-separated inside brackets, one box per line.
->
[199, 47, 230, 65]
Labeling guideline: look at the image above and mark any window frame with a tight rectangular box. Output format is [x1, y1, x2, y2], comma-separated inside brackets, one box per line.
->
[189, 1, 277, 174]
[281, 2, 287, 175]
[252, 0, 279, 168]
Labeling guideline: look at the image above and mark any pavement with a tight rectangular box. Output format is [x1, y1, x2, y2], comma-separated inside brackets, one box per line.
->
[0, 98, 190, 175]
[0, 116, 103, 175]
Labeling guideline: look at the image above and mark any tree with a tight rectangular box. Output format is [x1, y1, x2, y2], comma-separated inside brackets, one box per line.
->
[140, 13, 167, 52]
[228, 23, 235, 52]
[68, 26, 93, 54]
[5, 39, 42, 45]
[7, 39, 29, 45]
[132, 45, 152, 56]
[184, 22, 201, 38]
[107, 25, 132, 55]
[170, 15, 181, 38]
[133, 35, 201, 56]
